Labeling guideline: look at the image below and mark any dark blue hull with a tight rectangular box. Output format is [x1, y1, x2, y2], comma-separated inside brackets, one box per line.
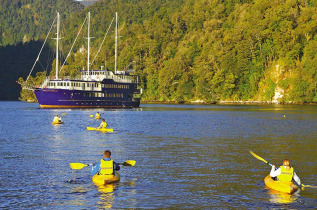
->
[34, 88, 140, 108]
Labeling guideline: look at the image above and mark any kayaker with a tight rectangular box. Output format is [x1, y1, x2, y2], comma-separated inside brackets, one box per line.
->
[89, 150, 120, 176]
[96, 112, 101, 118]
[97, 119, 107, 129]
[53, 115, 62, 123]
[270, 159, 301, 186]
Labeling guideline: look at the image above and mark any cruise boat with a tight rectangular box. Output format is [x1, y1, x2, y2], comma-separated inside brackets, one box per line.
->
[27, 12, 141, 108]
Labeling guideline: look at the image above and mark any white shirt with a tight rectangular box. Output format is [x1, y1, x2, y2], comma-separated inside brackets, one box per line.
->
[270, 166, 301, 185]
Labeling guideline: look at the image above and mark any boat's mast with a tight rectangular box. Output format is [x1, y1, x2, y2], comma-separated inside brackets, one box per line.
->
[56, 12, 60, 79]
[115, 12, 118, 74]
[87, 12, 91, 74]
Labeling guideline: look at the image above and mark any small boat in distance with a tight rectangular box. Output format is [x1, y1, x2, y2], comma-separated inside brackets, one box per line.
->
[27, 12, 141, 108]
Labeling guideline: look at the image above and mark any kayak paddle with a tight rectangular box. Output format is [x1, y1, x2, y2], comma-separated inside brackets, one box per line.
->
[70, 162, 88, 170]
[250, 150, 275, 168]
[62, 113, 66, 116]
[250, 150, 317, 188]
[70, 160, 136, 170]
[120, 160, 136, 166]
[302, 184, 317, 188]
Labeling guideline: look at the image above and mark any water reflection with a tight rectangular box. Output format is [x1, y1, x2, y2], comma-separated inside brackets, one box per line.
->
[267, 188, 299, 204]
[96, 184, 115, 209]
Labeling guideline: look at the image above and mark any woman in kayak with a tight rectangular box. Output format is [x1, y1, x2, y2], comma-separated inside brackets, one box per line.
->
[97, 119, 107, 129]
[270, 159, 301, 186]
[89, 150, 120, 176]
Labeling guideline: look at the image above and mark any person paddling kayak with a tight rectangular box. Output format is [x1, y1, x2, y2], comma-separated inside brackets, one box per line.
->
[97, 119, 107, 129]
[270, 159, 301, 186]
[89, 150, 120, 176]
[95, 112, 101, 119]
[53, 115, 62, 123]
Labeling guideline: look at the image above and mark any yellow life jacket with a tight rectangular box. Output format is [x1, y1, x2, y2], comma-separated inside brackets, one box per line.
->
[53, 117, 60, 123]
[101, 121, 107, 128]
[277, 166, 294, 182]
[100, 159, 114, 175]
[96, 113, 101, 118]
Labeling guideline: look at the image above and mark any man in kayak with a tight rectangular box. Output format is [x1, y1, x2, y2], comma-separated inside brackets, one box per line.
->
[97, 119, 107, 129]
[270, 159, 301, 186]
[96, 112, 101, 119]
[89, 150, 120, 176]
[53, 115, 62, 123]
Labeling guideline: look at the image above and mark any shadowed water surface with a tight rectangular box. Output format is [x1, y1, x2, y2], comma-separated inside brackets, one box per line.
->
[0, 102, 316, 209]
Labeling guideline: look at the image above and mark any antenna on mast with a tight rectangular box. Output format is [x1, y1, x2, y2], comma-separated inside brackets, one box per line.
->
[87, 12, 91, 74]
[52, 12, 61, 80]
[115, 12, 118, 74]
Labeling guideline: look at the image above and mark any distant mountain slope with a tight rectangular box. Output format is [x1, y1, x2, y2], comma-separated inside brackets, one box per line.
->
[6, 0, 317, 103]
[57, 0, 317, 103]
[0, 0, 83, 47]
[0, 0, 83, 101]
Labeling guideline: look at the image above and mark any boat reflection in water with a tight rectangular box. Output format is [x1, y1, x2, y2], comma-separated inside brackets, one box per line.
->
[267, 188, 300, 204]
[97, 184, 116, 209]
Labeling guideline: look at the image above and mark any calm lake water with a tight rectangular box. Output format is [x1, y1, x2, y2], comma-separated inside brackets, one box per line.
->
[0, 101, 316, 209]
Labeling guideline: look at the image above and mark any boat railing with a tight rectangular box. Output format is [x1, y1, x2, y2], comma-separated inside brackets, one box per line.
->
[44, 74, 139, 84]
[47, 76, 82, 80]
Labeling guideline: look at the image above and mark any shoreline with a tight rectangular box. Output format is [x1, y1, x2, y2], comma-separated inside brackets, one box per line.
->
[141, 100, 317, 105]
[14, 99, 317, 106]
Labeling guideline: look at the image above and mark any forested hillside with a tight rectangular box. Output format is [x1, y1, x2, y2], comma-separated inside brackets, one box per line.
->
[0, 0, 83, 100]
[12, 0, 317, 103]
[0, 0, 83, 46]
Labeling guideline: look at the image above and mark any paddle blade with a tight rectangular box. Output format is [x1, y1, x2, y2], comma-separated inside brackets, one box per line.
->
[120, 160, 136, 166]
[302, 184, 317, 188]
[70, 163, 89, 170]
[250, 150, 268, 164]
[62, 113, 66, 116]
[90, 115, 94, 117]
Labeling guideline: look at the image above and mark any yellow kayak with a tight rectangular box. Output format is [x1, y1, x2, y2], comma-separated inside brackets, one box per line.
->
[95, 117, 101, 119]
[86, 127, 113, 132]
[264, 175, 298, 194]
[92, 172, 120, 186]
[52, 121, 63, 124]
